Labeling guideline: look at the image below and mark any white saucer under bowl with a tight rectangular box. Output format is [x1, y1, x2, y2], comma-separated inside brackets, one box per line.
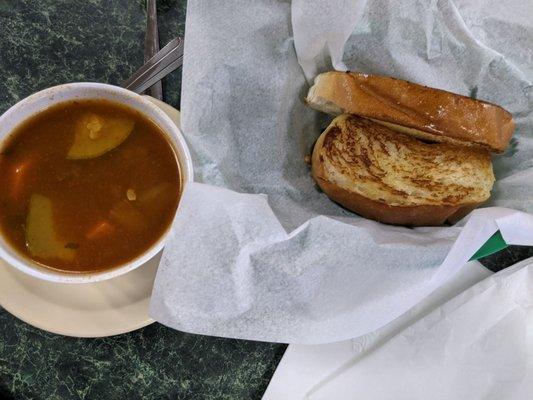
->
[0, 97, 182, 338]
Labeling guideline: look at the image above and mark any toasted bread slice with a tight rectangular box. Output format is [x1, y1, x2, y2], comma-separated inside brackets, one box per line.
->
[312, 115, 495, 226]
[306, 71, 514, 153]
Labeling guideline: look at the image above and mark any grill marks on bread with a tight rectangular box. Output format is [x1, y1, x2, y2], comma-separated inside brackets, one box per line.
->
[313, 115, 494, 207]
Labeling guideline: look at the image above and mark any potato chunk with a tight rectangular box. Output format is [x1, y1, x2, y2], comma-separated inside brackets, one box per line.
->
[109, 199, 145, 232]
[137, 182, 176, 220]
[26, 194, 76, 261]
[67, 113, 134, 159]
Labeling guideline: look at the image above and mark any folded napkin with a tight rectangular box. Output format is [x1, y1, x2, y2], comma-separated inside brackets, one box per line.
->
[264, 257, 533, 399]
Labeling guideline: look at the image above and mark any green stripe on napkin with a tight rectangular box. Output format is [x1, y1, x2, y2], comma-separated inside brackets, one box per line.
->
[470, 231, 508, 261]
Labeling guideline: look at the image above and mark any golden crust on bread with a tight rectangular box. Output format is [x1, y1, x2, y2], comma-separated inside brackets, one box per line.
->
[311, 115, 495, 226]
[314, 181, 480, 226]
[306, 71, 515, 153]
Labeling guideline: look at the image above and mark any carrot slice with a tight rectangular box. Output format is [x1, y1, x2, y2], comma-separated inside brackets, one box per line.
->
[86, 221, 115, 240]
[10, 158, 34, 203]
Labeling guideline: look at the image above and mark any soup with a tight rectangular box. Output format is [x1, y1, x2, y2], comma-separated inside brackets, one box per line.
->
[0, 100, 181, 273]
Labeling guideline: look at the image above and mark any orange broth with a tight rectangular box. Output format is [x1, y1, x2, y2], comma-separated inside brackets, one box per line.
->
[0, 100, 181, 273]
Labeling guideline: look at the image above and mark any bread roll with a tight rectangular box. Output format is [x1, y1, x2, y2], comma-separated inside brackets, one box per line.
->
[312, 114, 495, 226]
[306, 71, 514, 153]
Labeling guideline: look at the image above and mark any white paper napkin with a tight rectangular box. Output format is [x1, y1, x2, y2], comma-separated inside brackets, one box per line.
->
[263, 256, 533, 399]
[262, 260, 492, 399]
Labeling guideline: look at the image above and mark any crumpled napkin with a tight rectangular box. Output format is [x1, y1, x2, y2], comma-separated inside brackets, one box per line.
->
[150, 0, 533, 344]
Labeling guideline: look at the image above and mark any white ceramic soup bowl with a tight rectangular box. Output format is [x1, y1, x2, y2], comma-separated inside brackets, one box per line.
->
[0, 83, 193, 283]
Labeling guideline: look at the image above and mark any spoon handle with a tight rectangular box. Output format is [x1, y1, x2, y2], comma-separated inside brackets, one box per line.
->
[122, 37, 184, 95]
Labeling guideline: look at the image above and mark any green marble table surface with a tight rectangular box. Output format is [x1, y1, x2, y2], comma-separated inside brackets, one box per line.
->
[0, 1, 285, 399]
[1, 1, 532, 399]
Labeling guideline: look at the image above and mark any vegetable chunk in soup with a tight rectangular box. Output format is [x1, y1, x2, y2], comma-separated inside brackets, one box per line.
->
[0, 100, 181, 273]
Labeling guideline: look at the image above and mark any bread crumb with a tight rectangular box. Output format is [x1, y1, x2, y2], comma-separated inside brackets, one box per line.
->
[304, 155, 312, 165]
[86, 114, 103, 140]
[126, 189, 136, 201]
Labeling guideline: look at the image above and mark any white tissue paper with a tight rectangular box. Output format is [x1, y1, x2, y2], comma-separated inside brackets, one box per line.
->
[150, 0, 533, 344]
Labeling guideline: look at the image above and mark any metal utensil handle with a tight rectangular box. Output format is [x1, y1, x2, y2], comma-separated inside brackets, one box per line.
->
[129, 55, 184, 95]
[144, 0, 163, 100]
[122, 37, 184, 94]
[137, 56, 184, 95]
